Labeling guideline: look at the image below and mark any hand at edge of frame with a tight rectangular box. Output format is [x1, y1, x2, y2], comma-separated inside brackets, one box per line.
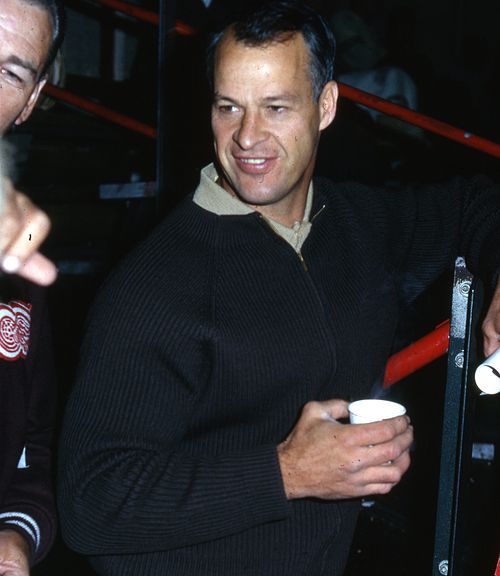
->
[0, 530, 30, 576]
[482, 276, 500, 357]
[1, 179, 57, 286]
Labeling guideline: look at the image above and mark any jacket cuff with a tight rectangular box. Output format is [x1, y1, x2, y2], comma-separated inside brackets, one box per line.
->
[0, 506, 54, 565]
[238, 444, 292, 526]
[0, 513, 39, 563]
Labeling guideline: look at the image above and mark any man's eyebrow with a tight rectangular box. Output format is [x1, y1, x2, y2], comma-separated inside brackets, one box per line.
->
[262, 94, 300, 104]
[213, 92, 236, 102]
[213, 93, 301, 104]
[4, 55, 38, 79]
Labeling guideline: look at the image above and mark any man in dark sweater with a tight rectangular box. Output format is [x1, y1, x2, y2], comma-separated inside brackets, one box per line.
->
[58, 1, 500, 575]
[0, 0, 64, 573]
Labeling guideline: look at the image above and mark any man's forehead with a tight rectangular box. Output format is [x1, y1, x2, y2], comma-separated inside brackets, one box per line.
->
[0, 0, 52, 76]
[214, 31, 312, 89]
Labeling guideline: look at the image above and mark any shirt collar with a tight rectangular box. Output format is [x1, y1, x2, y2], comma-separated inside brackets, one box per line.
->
[193, 164, 314, 253]
[193, 163, 313, 228]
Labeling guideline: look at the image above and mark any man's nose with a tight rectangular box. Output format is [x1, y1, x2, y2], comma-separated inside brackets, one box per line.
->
[233, 111, 267, 149]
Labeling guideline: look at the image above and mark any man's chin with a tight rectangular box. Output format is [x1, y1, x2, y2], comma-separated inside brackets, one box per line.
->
[218, 169, 285, 207]
[234, 186, 287, 208]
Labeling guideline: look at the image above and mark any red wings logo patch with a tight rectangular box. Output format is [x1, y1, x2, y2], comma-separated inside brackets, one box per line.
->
[0, 300, 31, 361]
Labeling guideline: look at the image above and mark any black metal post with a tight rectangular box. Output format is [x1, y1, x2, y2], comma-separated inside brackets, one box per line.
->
[156, 0, 176, 211]
[432, 257, 482, 576]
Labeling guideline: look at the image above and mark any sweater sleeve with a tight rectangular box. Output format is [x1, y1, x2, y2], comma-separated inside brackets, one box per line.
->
[0, 288, 57, 564]
[457, 175, 500, 283]
[58, 251, 291, 556]
[386, 175, 500, 303]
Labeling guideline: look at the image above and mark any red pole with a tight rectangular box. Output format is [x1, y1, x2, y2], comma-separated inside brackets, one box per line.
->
[338, 83, 500, 159]
[42, 83, 157, 139]
[88, 0, 159, 25]
[88, 0, 198, 35]
[383, 320, 451, 388]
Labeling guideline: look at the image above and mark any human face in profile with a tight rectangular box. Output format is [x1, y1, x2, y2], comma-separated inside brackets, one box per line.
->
[211, 30, 337, 226]
[0, 0, 52, 135]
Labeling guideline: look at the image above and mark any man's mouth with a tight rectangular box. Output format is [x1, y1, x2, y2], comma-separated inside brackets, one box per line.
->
[234, 156, 276, 174]
[239, 158, 266, 165]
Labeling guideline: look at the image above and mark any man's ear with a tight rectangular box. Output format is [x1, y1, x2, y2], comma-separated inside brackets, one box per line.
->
[318, 80, 338, 131]
[14, 78, 47, 126]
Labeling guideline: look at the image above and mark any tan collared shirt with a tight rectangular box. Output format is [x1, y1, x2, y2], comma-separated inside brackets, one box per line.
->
[193, 164, 313, 253]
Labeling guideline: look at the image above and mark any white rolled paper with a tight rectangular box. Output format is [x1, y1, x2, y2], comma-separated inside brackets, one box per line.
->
[475, 349, 500, 395]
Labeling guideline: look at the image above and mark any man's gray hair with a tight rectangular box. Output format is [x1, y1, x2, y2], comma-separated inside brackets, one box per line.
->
[20, 0, 65, 79]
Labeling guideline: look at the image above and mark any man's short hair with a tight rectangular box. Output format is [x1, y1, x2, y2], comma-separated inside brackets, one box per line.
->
[206, 0, 336, 101]
[21, 0, 65, 79]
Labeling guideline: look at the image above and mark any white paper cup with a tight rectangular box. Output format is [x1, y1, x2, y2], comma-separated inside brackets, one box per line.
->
[348, 399, 406, 424]
[475, 349, 500, 395]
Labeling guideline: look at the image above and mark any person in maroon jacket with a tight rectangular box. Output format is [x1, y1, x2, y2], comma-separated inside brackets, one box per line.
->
[0, 0, 63, 574]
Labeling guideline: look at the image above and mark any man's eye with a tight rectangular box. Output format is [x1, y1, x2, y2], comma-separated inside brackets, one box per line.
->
[268, 105, 286, 113]
[218, 105, 239, 114]
[0, 68, 22, 84]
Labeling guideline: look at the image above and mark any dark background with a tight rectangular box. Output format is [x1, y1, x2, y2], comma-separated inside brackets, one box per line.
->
[5, 0, 498, 574]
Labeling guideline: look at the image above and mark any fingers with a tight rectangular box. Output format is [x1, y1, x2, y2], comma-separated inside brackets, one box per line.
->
[368, 449, 412, 492]
[481, 278, 500, 357]
[348, 415, 412, 448]
[482, 319, 500, 357]
[360, 427, 413, 465]
[337, 450, 410, 498]
[0, 185, 56, 286]
[337, 427, 413, 474]
[15, 252, 58, 286]
[1, 190, 51, 256]
[302, 399, 349, 423]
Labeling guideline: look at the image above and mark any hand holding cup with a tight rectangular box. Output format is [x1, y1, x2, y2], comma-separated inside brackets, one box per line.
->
[278, 398, 413, 501]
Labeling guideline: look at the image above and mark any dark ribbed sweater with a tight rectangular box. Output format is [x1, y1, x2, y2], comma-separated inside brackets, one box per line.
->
[58, 176, 500, 575]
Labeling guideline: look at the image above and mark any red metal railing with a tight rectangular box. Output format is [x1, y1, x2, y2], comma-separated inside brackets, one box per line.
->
[87, 0, 159, 25]
[85, 0, 197, 33]
[383, 320, 450, 388]
[42, 0, 198, 137]
[339, 84, 500, 159]
[43, 83, 157, 139]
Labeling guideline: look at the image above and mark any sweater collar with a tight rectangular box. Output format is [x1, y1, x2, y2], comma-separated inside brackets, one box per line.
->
[193, 163, 314, 253]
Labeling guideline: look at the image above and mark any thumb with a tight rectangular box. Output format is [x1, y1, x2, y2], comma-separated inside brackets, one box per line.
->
[319, 399, 349, 422]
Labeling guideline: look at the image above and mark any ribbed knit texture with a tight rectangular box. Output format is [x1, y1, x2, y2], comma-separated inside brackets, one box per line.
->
[58, 175, 500, 575]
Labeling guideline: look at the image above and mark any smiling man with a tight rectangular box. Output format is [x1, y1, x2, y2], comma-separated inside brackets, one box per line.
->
[58, 2, 500, 575]
[0, 1, 63, 575]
